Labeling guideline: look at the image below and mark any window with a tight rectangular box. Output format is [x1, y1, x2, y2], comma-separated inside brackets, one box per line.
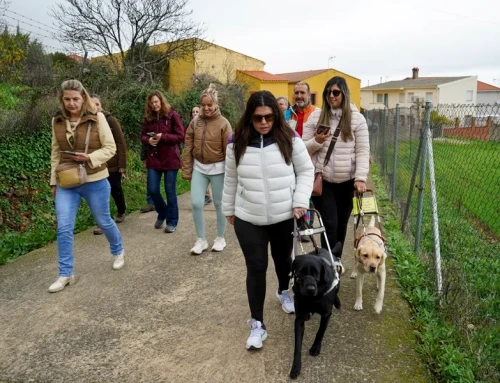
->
[425, 92, 433, 101]
[310, 93, 317, 105]
[399, 93, 405, 103]
[465, 90, 473, 102]
[376, 94, 383, 103]
[407, 92, 414, 103]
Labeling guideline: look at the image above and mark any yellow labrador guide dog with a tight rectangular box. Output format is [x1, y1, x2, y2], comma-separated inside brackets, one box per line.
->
[350, 191, 387, 314]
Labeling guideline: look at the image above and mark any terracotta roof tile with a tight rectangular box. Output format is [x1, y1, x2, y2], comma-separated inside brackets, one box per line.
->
[477, 81, 500, 91]
[238, 71, 288, 82]
[277, 69, 329, 82]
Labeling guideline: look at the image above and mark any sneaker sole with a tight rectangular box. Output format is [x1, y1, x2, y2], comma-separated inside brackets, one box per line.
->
[211, 245, 226, 252]
[246, 333, 268, 350]
[191, 247, 208, 255]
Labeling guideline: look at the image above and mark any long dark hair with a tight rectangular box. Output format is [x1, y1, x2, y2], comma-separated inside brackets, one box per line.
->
[234, 91, 294, 166]
[317, 76, 353, 141]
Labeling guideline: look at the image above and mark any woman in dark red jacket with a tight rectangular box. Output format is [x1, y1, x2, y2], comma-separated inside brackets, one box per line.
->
[141, 91, 185, 232]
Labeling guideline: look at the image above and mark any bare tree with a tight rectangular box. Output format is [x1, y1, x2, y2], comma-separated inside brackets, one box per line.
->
[50, 0, 205, 74]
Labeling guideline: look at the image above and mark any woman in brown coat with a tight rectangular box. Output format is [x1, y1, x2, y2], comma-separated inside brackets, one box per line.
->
[182, 84, 232, 255]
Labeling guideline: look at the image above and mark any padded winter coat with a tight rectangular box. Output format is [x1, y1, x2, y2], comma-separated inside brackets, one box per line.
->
[222, 130, 314, 226]
[302, 104, 369, 183]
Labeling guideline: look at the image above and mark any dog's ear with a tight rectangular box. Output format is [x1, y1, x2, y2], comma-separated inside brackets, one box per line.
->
[332, 241, 343, 258]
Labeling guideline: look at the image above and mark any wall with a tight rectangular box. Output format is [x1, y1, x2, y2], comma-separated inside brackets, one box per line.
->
[167, 54, 196, 94]
[438, 76, 478, 104]
[260, 82, 288, 98]
[195, 44, 264, 85]
[361, 87, 438, 110]
[477, 91, 500, 105]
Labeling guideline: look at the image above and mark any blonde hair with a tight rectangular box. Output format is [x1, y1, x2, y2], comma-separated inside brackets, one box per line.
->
[200, 83, 219, 105]
[58, 79, 96, 119]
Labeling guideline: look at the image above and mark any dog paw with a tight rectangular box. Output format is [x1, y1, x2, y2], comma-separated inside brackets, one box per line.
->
[354, 300, 363, 311]
[374, 301, 383, 314]
[309, 343, 322, 356]
[290, 364, 301, 379]
[350, 271, 357, 279]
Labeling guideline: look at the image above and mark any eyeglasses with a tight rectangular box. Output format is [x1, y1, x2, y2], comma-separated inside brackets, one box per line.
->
[327, 90, 342, 97]
[251, 114, 275, 123]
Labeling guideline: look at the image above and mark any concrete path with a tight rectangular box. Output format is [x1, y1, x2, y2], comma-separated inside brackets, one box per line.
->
[0, 185, 432, 383]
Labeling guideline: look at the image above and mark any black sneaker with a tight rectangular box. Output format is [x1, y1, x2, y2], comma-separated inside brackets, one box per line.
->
[204, 197, 213, 205]
[154, 219, 164, 229]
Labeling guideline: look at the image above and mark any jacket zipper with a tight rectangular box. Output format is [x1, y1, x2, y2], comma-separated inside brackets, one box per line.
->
[260, 134, 270, 225]
[200, 119, 208, 163]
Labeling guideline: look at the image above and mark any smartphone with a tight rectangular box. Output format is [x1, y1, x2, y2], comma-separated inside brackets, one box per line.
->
[60, 150, 78, 155]
[316, 124, 331, 135]
[147, 132, 157, 137]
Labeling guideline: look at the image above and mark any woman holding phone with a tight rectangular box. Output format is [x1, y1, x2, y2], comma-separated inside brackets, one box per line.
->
[302, 76, 370, 255]
[141, 91, 185, 233]
[49, 79, 124, 293]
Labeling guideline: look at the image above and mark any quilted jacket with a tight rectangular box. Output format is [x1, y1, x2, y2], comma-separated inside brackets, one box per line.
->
[302, 104, 370, 183]
[222, 131, 314, 226]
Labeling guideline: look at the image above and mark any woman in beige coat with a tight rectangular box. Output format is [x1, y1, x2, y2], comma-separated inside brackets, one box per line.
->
[302, 76, 370, 255]
[181, 84, 232, 255]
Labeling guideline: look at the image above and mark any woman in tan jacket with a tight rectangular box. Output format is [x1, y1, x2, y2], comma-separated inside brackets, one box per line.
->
[49, 80, 124, 293]
[182, 84, 232, 255]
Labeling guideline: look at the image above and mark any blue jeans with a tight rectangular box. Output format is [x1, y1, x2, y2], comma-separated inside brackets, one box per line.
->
[147, 168, 179, 227]
[55, 179, 123, 277]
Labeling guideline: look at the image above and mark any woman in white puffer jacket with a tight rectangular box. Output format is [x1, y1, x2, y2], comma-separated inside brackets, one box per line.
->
[302, 76, 370, 255]
[222, 90, 314, 351]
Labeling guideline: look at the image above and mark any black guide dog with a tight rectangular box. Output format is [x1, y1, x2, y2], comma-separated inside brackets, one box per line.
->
[289, 241, 342, 379]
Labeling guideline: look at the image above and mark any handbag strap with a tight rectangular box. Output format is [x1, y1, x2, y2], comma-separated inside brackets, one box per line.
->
[318, 123, 341, 170]
[84, 122, 92, 154]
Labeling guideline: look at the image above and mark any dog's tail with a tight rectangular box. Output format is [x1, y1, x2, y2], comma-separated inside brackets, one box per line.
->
[368, 215, 376, 228]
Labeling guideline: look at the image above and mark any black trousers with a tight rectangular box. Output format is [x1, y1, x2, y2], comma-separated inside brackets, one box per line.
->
[311, 179, 354, 256]
[108, 171, 127, 215]
[234, 217, 294, 323]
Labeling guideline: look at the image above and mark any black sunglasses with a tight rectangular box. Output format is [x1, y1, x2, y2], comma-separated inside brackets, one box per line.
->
[251, 114, 275, 123]
[327, 90, 342, 97]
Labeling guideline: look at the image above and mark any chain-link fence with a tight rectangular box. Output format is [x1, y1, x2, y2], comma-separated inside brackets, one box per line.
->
[365, 103, 500, 380]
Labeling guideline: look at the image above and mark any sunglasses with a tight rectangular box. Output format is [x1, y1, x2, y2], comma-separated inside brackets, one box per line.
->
[327, 90, 342, 97]
[251, 114, 275, 123]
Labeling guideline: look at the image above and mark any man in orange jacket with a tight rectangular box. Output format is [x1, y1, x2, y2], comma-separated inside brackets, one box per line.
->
[289, 82, 320, 137]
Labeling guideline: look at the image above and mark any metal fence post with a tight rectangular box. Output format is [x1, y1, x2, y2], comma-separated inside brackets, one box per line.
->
[414, 101, 431, 253]
[381, 108, 387, 176]
[425, 103, 443, 295]
[392, 104, 400, 202]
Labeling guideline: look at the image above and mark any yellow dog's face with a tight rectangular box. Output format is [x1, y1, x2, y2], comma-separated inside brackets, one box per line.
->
[356, 241, 385, 273]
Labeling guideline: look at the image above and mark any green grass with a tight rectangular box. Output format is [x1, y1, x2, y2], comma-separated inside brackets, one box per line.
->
[0, 150, 190, 265]
[371, 137, 500, 382]
[386, 138, 500, 236]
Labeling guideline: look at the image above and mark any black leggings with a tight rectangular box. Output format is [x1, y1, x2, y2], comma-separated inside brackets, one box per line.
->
[108, 171, 127, 215]
[234, 217, 294, 323]
[311, 179, 354, 256]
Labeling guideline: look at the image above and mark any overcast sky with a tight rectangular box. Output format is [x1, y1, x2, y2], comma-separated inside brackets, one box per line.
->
[5, 0, 500, 88]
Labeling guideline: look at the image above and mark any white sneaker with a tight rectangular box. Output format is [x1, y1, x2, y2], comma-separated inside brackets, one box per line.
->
[211, 237, 226, 252]
[276, 289, 295, 314]
[246, 319, 267, 350]
[191, 238, 208, 255]
[113, 251, 125, 270]
[48, 275, 76, 293]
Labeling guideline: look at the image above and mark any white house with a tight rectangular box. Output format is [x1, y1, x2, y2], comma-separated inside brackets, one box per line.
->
[361, 67, 477, 109]
[477, 81, 500, 105]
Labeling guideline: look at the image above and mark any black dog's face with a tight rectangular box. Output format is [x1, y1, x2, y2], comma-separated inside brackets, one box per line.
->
[292, 256, 324, 297]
